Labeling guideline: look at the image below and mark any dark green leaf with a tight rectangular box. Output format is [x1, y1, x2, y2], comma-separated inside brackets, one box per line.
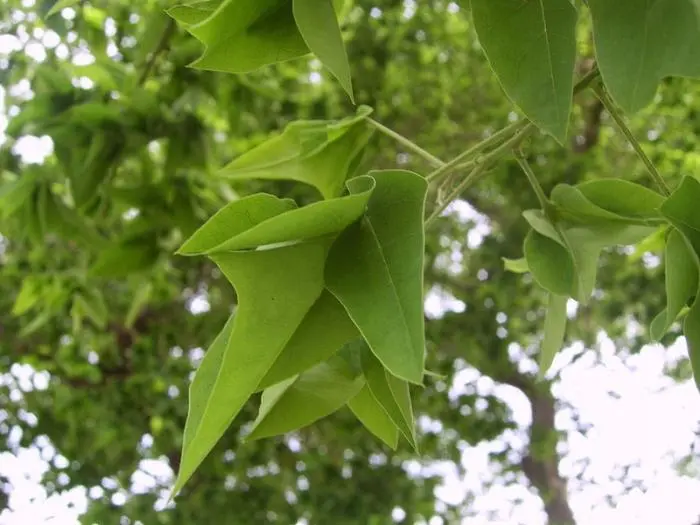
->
[326, 170, 428, 384]
[660, 176, 700, 233]
[589, 0, 700, 112]
[551, 184, 632, 223]
[470, 0, 577, 141]
[523, 229, 574, 296]
[684, 298, 700, 391]
[575, 179, 664, 219]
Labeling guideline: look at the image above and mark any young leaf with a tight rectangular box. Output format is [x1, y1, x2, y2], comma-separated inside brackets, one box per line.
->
[219, 108, 373, 199]
[167, 0, 220, 29]
[293, 0, 353, 101]
[246, 355, 364, 441]
[539, 294, 568, 379]
[360, 345, 417, 450]
[348, 385, 399, 449]
[173, 241, 328, 496]
[12, 279, 40, 316]
[502, 257, 529, 274]
[326, 170, 428, 384]
[650, 229, 699, 340]
[575, 179, 664, 220]
[523, 229, 575, 296]
[184, 0, 309, 74]
[588, 0, 700, 113]
[257, 290, 359, 391]
[470, 0, 577, 141]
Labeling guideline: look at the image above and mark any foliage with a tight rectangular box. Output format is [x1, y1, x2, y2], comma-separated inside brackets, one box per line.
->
[2, 0, 700, 522]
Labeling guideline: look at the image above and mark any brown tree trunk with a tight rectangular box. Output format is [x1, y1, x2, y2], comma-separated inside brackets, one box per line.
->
[520, 387, 576, 525]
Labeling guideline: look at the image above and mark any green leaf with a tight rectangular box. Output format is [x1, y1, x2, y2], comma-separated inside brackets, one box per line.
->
[73, 292, 108, 329]
[539, 294, 568, 379]
[293, 0, 353, 100]
[167, 0, 220, 28]
[502, 257, 529, 274]
[651, 229, 698, 340]
[126, 282, 154, 329]
[684, 298, 700, 391]
[177, 194, 296, 255]
[659, 176, 700, 233]
[470, 0, 577, 141]
[326, 170, 428, 384]
[12, 279, 40, 316]
[575, 179, 665, 220]
[348, 385, 399, 449]
[257, 290, 358, 390]
[91, 239, 159, 278]
[185, 0, 310, 73]
[360, 345, 417, 450]
[0, 173, 39, 219]
[246, 355, 364, 441]
[551, 184, 634, 224]
[180, 175, 376, 255]
[219, 108, 373, 199]
[173, 241, 327, 496]
[47, 0, 81, 17]
[588, 0, 700, 113]
[523, 229, 574, 296]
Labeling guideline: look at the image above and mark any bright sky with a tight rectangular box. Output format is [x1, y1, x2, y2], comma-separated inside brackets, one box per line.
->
[2, 5, 700, 524]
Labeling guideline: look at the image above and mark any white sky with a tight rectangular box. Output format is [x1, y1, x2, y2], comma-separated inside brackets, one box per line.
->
[2, 5, 700, 524]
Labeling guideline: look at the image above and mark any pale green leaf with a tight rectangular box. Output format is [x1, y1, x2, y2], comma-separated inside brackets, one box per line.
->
[185, 0, 310, 73]
[360, 345, 417, 450]
[219, 108, 373, 199]
[247, 355, 364, 440]
[470, 0, 577, 141]
[589, 0, 700, 113]
[293, 0, 353, 100]
[539, 294, 568, 379]
[348, 385, 399, 449]
[179, 176, 375, 255]
[502, 257, 529, 274]
[177, 194, 296, 255]
[257, 290, 359, 390]
[12, 279, 40, 316]
[326, 170, 428, 384]
[173, 241, 328, 496]
[650, 229, 698, 340]
[167, 0, 220, 28]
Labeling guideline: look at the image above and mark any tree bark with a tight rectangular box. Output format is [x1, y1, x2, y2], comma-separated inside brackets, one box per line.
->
[520, 386, 576, 525]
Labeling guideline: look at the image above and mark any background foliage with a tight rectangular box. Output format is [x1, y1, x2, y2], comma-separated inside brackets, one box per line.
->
[1, 0, 700, 524]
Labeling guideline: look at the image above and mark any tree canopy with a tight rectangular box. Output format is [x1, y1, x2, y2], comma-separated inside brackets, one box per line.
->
[2, 0, 700, 524]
